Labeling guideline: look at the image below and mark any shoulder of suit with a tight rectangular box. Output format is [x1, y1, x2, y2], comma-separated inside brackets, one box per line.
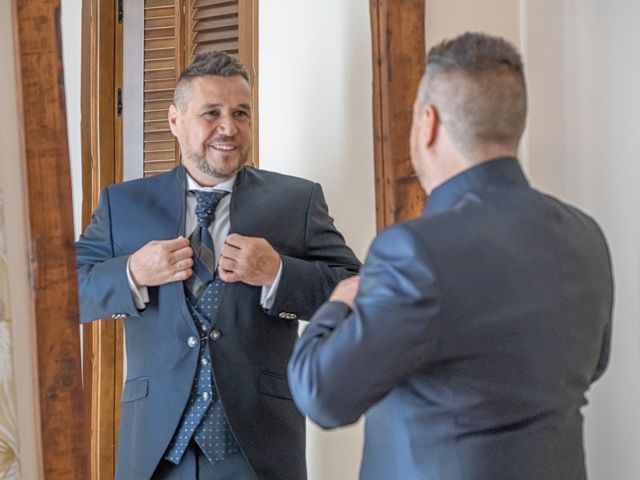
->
[540, 191, 595, 222]
[373, 215, 451, 257]
[105, 167, 179, 195]
[373, 221, 422, 250]
[242, 166, 317, 190]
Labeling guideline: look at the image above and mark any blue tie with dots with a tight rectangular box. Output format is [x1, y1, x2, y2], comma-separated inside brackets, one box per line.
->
[164, 190, 240, 466]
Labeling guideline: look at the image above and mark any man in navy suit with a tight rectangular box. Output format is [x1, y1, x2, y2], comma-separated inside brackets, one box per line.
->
[288, 32, 613, 480]
[76, 51, 360, 479]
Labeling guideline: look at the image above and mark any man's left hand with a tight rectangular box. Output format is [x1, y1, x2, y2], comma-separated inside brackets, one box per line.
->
[218, 233, 281, 287]
[329, 275, 360, 310]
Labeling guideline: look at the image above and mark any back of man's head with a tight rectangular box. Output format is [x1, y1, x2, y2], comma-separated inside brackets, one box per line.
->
[417, 33, 527, 158]
[174, 51, 250, 112]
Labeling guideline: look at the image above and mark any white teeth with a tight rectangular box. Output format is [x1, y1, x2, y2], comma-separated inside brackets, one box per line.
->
[210, 144, 236, 151]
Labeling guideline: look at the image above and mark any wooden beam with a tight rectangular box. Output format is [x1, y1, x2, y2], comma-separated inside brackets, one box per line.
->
[370, 0, 426, 229]
[13, 0, 88, 477]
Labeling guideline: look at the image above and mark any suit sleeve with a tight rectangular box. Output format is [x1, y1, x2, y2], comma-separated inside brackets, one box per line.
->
[288, 225, 441, 428]
[76, 187, 141, 323]
[267, 183, 361, 320]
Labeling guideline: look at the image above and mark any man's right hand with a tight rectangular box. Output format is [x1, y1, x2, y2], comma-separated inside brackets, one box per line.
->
[129, 236, 193, 287]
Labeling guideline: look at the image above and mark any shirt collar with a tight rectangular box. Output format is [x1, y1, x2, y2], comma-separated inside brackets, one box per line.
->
[424, 157, 528, 216]
[186, 172, 236, 193]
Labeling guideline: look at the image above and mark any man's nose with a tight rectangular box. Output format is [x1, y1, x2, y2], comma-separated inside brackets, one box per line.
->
[216, 114, 238, 135]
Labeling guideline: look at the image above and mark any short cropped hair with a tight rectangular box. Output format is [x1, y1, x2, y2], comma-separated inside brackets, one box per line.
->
[417, 32, 527, 155]
[173, 51, 250, 111]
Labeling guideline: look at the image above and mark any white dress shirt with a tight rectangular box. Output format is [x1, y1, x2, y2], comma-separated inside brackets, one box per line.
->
[127, 172, 282, 310]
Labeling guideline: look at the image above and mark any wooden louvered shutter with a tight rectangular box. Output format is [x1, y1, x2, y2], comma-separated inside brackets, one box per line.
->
[141, 0, 258, 177]
[143, 0, 180, 176]
[188, 0, 241, 55]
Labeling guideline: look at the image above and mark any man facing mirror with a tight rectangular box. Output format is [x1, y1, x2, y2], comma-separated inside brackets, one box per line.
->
[289, 32, 613, 480]
[76, 51, 360, 480]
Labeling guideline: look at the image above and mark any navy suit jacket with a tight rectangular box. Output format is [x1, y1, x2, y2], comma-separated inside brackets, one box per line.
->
[76, 165, 360, 480]
[289, 158, 613, 480]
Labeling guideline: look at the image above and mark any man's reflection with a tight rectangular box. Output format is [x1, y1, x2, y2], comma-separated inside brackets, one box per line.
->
[76, 51, 360, 480]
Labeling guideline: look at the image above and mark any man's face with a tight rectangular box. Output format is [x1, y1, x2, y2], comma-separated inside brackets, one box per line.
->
[169, 75, 252, 185]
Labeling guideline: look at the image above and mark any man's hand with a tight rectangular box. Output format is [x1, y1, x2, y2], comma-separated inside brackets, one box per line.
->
[129, 236, 193, 287]
[329, 276, 360, 310]
[218, 234, 281, 287]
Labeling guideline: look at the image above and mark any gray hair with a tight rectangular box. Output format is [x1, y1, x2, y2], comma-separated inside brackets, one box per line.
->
[417, 32, 527, 155]
[173, 51, 250, 111]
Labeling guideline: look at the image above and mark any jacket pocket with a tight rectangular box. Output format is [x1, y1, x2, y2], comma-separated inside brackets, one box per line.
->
[121, 377, 149, 403]
[259, 372, 293, 400]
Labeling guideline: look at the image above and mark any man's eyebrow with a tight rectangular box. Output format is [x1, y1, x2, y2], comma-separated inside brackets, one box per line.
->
[199, 103, 251, 111]
[200, 103, 221, 110]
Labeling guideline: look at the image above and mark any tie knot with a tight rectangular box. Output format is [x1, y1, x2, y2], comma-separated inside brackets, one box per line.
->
[194, 190, 228, 228]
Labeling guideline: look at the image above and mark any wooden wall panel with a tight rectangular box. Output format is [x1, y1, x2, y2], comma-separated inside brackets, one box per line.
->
[370, 0, 426, 229]
[13, 0, 88, 478]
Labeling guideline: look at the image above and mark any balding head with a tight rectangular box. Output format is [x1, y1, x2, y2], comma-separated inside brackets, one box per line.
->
[417, 33, 527, 158]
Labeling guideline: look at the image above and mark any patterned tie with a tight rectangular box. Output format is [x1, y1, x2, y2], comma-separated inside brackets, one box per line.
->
[163, 189, 240, 466]
[184, 190, 228, 303]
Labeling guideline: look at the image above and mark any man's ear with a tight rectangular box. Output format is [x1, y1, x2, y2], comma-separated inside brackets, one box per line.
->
[423, 104, 440, 148]
[168, 104, 180, 136]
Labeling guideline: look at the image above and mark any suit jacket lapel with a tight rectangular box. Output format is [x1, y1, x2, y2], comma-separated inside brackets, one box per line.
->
[169, 165, 199, 335]
[173, 164, 188, 237]
[229, 166, 249, 235]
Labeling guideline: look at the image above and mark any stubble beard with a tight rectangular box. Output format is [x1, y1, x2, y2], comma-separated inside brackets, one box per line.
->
[188, 147, 250, 181]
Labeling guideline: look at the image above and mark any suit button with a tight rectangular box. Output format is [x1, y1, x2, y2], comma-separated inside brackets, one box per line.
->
[209, 329, 221, 341]
[187, 336, 198, 348]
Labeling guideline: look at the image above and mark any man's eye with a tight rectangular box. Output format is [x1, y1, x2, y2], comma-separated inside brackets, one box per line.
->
[235, 111, 249, 117]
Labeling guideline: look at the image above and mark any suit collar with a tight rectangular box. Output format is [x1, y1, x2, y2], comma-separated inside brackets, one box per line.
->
[424, 157, 528, 216]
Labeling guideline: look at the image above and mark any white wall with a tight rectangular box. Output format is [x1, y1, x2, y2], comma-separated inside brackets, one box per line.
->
[61, 0, 83, 238]
[259, 1, 376, 478]
[425, 0, 520, 48]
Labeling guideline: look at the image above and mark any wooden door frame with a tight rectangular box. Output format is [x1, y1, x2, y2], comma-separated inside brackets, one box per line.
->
[12, 0, 88, 477]
[81, 0, 124, 478]
[238, 0, 260, 168]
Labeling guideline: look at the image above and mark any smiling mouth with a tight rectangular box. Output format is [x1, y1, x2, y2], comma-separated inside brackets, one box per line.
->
[208, 144, 237, 152]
